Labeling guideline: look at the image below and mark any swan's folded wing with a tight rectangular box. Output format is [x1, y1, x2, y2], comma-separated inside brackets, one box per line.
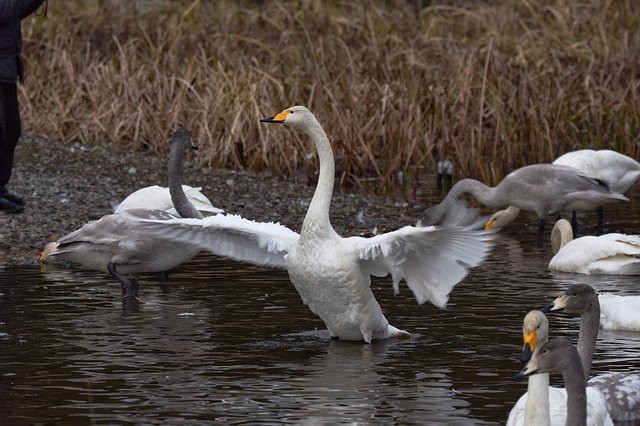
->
[551, 234, 640, 274]
[181, 186, 224, 215]
[589, 372, 640, 422]
[56, 209, 177, 247]
[600, 233, 640, 252]
[114, 185, 224, 215]
[353, 225, 493, 308]
[598, 294, 640, 331]
[126, 212, 299, 269]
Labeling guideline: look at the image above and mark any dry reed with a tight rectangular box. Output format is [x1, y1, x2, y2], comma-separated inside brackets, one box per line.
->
[18, 0, 640, 188]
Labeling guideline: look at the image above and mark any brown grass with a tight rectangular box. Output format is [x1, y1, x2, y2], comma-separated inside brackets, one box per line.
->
[18, 0, 640, 188]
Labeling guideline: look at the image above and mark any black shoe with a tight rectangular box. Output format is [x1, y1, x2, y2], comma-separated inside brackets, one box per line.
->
[2, 193, 25, 206]
[0, 197, 23, 213]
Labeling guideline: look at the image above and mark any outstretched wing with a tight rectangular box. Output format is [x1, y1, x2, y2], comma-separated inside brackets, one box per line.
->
[352, 225, 493, 308]
[125, 212, 299, 269]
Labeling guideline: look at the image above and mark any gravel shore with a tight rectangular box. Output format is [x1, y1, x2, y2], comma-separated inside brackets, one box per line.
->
[0, 136, 425, 266]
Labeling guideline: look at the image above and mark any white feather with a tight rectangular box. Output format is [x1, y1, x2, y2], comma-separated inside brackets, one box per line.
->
[549, 219, 640, 275]
[132, 106, 494, 342]
[115, 184, 223, 215]
[553, 149, 640, 194]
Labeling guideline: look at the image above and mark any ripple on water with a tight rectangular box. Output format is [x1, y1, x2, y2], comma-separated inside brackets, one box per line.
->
[2, 190, 640, 424]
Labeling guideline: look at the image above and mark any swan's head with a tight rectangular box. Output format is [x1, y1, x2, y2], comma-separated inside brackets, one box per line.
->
[171, 128, 198, 151]
[484, 206, 520, 230]
[520, 310, 549, 363]
[513, 338, 576, 381]
[541, 283, 599, 316]
[40, 242, 59, 262]
[260, 105, 315, 130]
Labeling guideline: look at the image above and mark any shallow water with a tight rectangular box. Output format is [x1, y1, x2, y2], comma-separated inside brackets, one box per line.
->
[1, 187, 640, 425]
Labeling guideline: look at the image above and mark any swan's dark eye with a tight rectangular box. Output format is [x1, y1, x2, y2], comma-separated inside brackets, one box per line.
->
[289, 110, 294, 114]
[572, 292, 578, 297]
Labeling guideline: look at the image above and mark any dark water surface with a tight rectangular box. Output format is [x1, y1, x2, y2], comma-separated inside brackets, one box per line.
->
[1, 187, 639, 425]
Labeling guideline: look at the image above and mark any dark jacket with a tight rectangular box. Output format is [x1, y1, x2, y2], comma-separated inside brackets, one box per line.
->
[0, 0, 46, 83]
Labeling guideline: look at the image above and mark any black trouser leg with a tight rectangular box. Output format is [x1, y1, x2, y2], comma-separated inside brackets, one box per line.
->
[0, 82, 21, 195]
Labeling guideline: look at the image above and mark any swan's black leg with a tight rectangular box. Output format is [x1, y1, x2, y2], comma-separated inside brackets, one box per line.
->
[107, 262, 139, 298]
[571, 211, 579, 231]
[596, 206, 604, 235]
[536, 218, 546, 247]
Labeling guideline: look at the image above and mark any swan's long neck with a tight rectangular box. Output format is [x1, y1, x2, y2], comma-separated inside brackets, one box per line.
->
[168, 144, 203, 220]
[300, 117, 335, 237]
[426, 179, 505, 224]
[448, 179, 505, 207]
[562, 358, 587, 426]
[525, 328, 551, 426]
[551, 221, 574, 254]
[524, 373, 551, 425]
[577, 302, 600, 380]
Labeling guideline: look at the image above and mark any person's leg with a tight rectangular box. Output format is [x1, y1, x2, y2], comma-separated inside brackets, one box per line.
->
[0, 82, 24, 212]
[0, 82, 23, 201]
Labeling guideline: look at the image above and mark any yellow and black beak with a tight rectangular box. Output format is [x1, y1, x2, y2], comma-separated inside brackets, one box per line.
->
[520, 330, 537, 363]
[484, 219, 495, 231]
[260, 110, 289, 124]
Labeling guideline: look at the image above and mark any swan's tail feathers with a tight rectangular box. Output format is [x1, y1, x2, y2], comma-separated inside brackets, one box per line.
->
[386, 325, 411, 340]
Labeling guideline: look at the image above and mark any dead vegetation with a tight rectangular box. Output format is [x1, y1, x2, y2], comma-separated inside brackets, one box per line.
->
[19, 0, 640, 188]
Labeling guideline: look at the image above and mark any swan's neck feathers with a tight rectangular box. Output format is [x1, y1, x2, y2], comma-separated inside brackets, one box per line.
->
[168, 144, 203, 220]
[300, 116, 336, 237]
[578, 305, 600, 380]
[431, 179, 502, 222]
[451, 179, 505, 207]
[524, 373, 551, 425]
[563, 362, 588, 426]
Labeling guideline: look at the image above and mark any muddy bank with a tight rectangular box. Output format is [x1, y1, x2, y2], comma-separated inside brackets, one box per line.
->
[0, 136, 426, 266]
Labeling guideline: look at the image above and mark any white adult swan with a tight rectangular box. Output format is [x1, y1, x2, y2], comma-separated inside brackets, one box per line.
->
[549, 219, 640, 275]
[425, 164, 630, 236]
[131, 106, 494, 342]
[41, 129, 204, 298]
[508, 310, 612, 426]
[543, 284, 640, 422]
[598, 293, 640, 332]
[115, 184, 222, 216]
[553, 150, 640, 195]
[553, 149, 640, 229]
[514, 338, 604, 426]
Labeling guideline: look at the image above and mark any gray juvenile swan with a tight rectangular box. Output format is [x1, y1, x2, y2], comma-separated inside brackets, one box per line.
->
[514, 338, 591, 426]
[40, 128, 204, 298]
[542, 284, 640, 422]
[130, 106, 494, 342]
[423, 164, 628, 237]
